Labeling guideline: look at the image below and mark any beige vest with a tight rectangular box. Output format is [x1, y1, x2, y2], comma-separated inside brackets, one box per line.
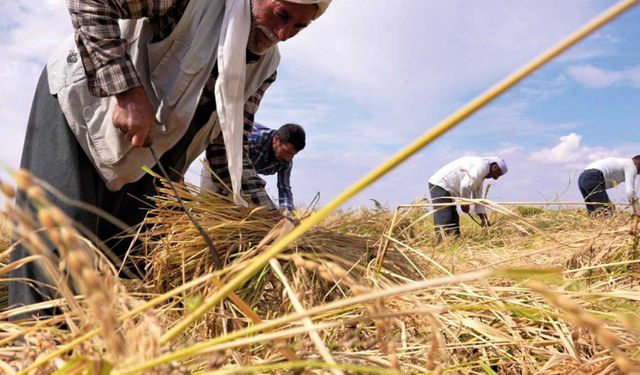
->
[46, 0, 280, 191]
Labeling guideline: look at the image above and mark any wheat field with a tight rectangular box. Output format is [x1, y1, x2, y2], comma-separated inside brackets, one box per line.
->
[0, 172, 639, 374]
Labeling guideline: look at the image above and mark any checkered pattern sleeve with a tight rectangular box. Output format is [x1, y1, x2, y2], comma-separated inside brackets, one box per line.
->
[66, 0, 177, 97]
[206, 71, 278, 210]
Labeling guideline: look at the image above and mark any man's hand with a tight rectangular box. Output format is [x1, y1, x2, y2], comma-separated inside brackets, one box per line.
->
[112, 86, 155, 147]
[461, 204, 470, 214]
[283, 209, 300, 226]
[478, 213, 490, 228]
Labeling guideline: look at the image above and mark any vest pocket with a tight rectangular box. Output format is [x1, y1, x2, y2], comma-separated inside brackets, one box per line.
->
[150, 39, 206, 109]
[83, 98, 134, 165]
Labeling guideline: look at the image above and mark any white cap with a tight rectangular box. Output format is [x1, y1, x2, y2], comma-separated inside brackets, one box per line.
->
[286, 0, 332, 19]
[495, 158, 508, 174]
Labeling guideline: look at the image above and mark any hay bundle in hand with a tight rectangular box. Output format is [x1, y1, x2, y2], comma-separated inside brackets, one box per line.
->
[139, 181, 416, 295]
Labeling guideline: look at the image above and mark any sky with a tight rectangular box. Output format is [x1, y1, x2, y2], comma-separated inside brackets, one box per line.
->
[1, 0, 639, 211]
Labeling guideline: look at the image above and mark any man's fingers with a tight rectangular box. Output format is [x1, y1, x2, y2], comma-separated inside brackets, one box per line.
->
[112, 86, 156, 147]
[115, 125, 147, 147]
[131, 132, 152, 148]
[124, 131, 133, 143]
[114, 122, 128, 134]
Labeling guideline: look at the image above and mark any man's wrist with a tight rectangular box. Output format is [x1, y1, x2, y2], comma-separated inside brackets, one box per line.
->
[115, 85, 145, 104]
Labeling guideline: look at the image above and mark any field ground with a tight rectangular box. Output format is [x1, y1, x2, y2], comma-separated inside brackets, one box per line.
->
[0, 184, 639, 374]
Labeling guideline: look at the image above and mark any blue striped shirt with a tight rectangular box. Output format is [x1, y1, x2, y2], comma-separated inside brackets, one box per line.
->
[248, 124, 294, 211]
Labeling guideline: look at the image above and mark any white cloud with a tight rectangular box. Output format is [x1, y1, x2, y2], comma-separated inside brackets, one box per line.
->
[0, 1, 71, 177]
[276, 0, 610, 131]
[494, 146, 524, 156]
[528, 133, 614, 165]
[567, 64, 640, 88]
[464, 138, 640, 205]
[2, 0, 637, 210]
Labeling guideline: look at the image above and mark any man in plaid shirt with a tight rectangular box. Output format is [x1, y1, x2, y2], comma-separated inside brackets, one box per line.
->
[204, 123, 305, 212]
[10, 0, 331, 317]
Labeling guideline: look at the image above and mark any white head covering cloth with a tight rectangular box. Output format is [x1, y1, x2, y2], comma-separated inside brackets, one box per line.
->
[287, 0, 332, 19]
[487, 156, 508, 174]
[215, 0, 331, 206]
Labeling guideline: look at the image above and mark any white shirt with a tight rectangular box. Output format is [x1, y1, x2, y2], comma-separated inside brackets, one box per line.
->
[586, 157, 638, 203]
[428, 156, 495, 214]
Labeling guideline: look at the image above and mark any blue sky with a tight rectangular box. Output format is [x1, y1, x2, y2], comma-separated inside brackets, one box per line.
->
[1, 0, 639, 210]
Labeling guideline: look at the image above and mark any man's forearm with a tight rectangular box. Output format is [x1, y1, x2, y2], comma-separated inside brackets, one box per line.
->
[277, 168, 294, 211]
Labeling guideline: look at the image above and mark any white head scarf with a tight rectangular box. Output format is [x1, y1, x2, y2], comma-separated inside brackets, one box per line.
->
[215, 0, 331, 207]
[286, 0, 332, 19]
[490, 157, 508, 174]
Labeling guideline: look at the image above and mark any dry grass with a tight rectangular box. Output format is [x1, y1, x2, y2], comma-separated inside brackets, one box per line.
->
[0, 171, 639, 374]
[0, 211, 9, 309]
[0, 210, 9, 252]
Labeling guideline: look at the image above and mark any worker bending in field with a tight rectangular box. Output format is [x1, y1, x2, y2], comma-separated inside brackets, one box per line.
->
[10, 0, 331, 319]
[428, 156, 508, 240]
[578, 156, 640, 215]
[202, 123, 305, 212]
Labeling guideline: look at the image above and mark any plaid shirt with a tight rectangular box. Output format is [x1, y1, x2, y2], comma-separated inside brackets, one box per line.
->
[67, 0, 277, 209]
[205, 76, 278, 211]
[67, 0, 187, 96]
[248, 124, 294, 211]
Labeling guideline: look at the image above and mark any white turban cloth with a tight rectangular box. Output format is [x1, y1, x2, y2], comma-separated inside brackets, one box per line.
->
[215, 0, 331, 207]
[285, 0, 332, 19]
[493, 158, 508, 174]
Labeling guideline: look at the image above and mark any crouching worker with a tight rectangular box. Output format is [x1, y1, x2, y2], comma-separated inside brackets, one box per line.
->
[9, 0, 332, 319]
[427, 156, 507, 240]
[201, 123, 305, 213]
[578, 156, 640, 215]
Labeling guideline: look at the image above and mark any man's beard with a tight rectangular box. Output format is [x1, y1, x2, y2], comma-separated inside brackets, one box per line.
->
[247, 24, 278, 55]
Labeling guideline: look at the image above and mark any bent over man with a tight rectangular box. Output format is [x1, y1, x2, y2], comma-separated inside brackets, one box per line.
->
[202, 123, 305, 212]
[428, 156, 507, 240]
[10, 0, 331, 318]
[578, 156, 640, 215]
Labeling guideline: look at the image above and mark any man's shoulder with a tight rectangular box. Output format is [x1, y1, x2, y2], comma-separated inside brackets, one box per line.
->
[252, 123, 273, 132]
[253, 122, 273, 131]
[250, 123, 276, 141]
[453, 156, 481, 165]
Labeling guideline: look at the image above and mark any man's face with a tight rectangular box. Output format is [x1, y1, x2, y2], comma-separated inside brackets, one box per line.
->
[272, 135, 298, 162]
[488, 163, 504, 180]
[634, 159, 640, 173]
[248, 0, 317, 55]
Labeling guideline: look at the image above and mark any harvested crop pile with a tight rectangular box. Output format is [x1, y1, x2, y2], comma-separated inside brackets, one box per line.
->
[0, 174, 639, 374]
[140, 183, 416, 297]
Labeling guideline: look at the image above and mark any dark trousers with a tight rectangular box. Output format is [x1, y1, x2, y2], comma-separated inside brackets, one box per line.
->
[578, 169, 613, 214]
[8, 68, 205, 319]
[429, 183, 460, 240]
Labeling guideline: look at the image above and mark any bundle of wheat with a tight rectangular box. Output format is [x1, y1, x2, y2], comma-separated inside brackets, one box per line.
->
[139, 181, 417, 297]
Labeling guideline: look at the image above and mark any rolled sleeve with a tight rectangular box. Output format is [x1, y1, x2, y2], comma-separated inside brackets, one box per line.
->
[67, 0, 176, 97]
[88, 57, 143, 97]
